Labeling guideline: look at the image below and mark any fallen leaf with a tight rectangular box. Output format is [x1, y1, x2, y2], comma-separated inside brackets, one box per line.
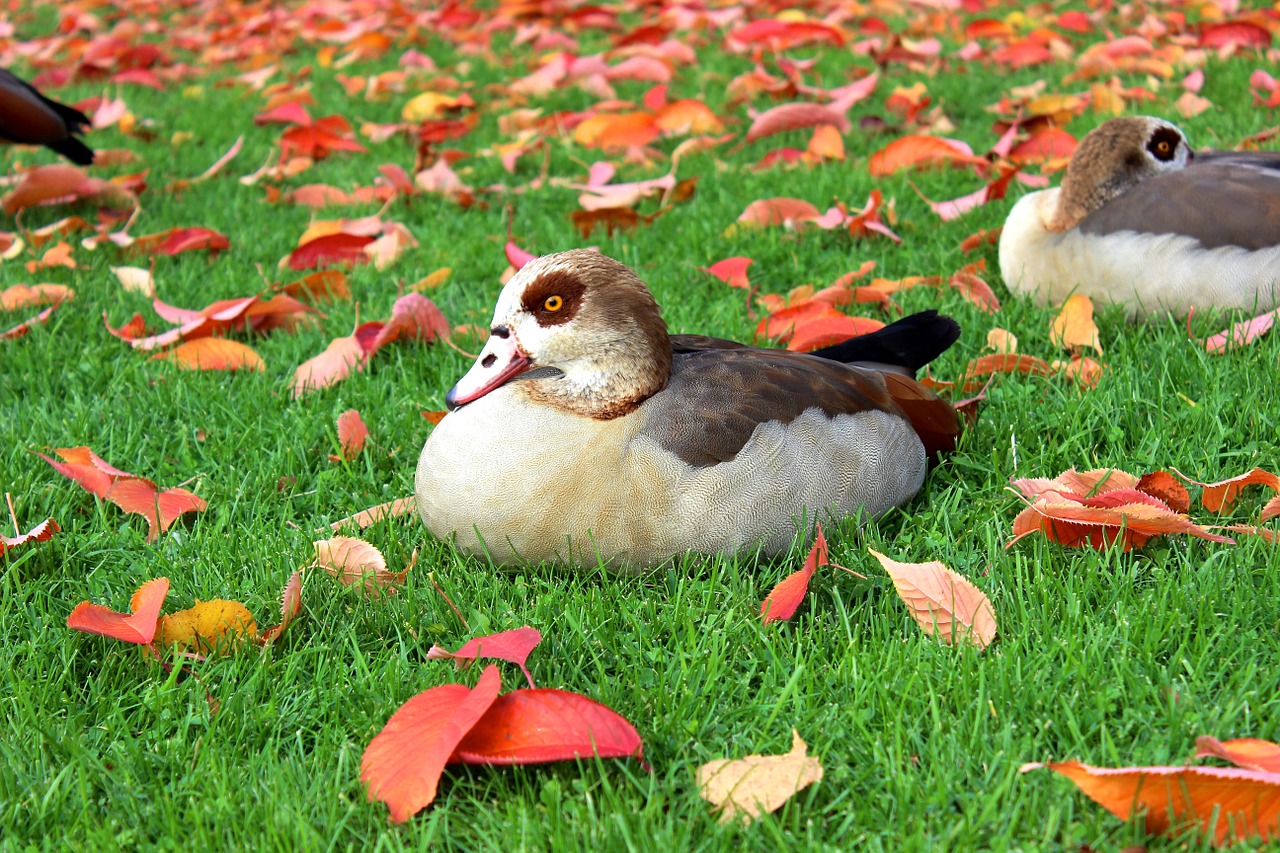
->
[961, 353, 1055, 392]
[869, 549, 997, 650]
[312, 536, 408, 593]
[156, 599, 258, 654]
[701, 257, 753, 290]
[1196, 737, 1280, 774]
[426, 627, 542, 688]
[361, 665, 503, 823]
[986, 328, 1018, 354]
[1022, 760, 1280, 846]
[0, 516, 59, 555]
[760, 526, 828, 625]
[697, 730, 824, 824]
[745, 102, 850, 142]
[66, 577, 170, 646]
[451, 688, 644, 765]
[260, 570, 304, 644]
[333, 409, 369, 461]
[1182, 468, 1280, 513]
[329, 497, 418, 531]
[1203, 307, 1279, 353]
[1050, 294, 1103, 354]
[868, 135, 989, 176]
[1, 284, 74, 312]
[151, 338, 266, 372]
[110, 266, 155, 297]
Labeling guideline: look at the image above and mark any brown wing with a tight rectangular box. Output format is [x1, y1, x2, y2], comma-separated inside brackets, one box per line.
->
[1078, 156, 1280, 250]
[670, 333, 748, 352]
[636, 347, 957, 467]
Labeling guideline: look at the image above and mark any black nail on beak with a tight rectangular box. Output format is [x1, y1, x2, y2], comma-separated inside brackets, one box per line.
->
[444, 385, 461, 411]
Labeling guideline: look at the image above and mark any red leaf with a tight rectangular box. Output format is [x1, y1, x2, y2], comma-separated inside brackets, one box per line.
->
[0, 517, 59, 554]
[291, 327, 372, 398]
[961, 353, 1055, 392]
[104, 480, 208, 542]
[0, 164, 121, 215]
[745, 103, 850, 143]
[505, 240, 536, 270]
[2, 301, 66, 340]
[1137, 470, 1191, 514]
[1200, 21, 1271, 49]
[260, 570, 304, 644]
[736, 197, 823, 228]
[133, 227, 230, 257]
[254, 101, 312, 126]
[761, 525, 827, 625]
[787, 315, 885, 352]
[67, 577, 169, 645]
[701, 257, 753, 290]
[427, 627, 543, 688]
[1203, 307, 1280, 353]
[369, 293, 450, 352]
[287, 233, 375, 271]
[361, 665, 503, 823]
[451, 688, 644, 765]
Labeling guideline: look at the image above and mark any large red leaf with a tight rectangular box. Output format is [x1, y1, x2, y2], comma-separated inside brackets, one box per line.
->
[745, 102, 849, 143]
[700, 256, 753, 290]
[361, 665, 502, 823]
[451, 688, 644, 765]
[105, 480, 207, 542]
[786, 315, 885, 352]
[287, 233, 375, 271]
[760, 525, 828, 625]
[66, 577, 169, 645]
[427, 627, 543, 688]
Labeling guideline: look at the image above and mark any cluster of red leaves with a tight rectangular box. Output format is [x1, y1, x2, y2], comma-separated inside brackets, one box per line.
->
[361, 628, 643, 823]
[104, 271, 348, 371]
[1024, 735, 1280, 846]
[37, 447, 206, 542]
[1008, 466, 1280, 551]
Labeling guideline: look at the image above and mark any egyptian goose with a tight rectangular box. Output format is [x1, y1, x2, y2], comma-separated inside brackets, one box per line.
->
[0, 69, 94, 165]
[999, 115, 1280, 318]
[415, 250, 961, 569]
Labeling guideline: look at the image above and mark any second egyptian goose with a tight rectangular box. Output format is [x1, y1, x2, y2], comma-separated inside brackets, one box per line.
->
[999, 115, 1280, 318]
[415, 250, 961, 570]
[0, 68, 95, 165]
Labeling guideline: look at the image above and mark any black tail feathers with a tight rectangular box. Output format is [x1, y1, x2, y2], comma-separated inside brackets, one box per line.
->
[807, 309, 960, 375]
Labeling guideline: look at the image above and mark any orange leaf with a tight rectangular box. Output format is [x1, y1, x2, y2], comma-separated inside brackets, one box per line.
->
[452, 688, 644, 765]
[361, 665, 503, 823]
[870, 549, 997, 649]
[758, 301, 844, 342]
[961, 353, 1054, 391]
[333, 409, 369, 460]
[104, 480, 208, 543]
[760, 525, 828, 625]
[1184, 468, 1280, 513]
[1022, 760, 1280, 845]
[1262, 495, 1280, 523]
[572, 112, 659, 150]
[291, 327, 372, 398]
[868, 135, 989, 177]
[735, 197, 823, 228]
[151, 339, 265, 372]
[806, 124, 845, 161]
[1, 284, 74, 312]
[1050, 294, 1102, 354]
[1137, 470, 1191, 514]
[66, 577, 169, 645]
[1196, 737, 1280, 774]
[1, 164, 125, 215]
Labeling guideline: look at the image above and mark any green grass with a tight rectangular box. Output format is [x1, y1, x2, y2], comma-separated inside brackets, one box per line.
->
[3, 1, 1280, 850]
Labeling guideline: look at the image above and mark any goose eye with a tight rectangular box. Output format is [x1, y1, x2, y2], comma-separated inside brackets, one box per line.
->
[543, 295, 563, 312]
[1157, 141, 1170, 154]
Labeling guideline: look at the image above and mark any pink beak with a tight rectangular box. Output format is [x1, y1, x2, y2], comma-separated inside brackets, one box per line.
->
[445, 329, 533, 409]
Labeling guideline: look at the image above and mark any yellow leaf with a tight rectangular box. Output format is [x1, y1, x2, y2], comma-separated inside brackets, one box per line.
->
[985, 327, 1018, 354]
[696, 730, 824, 824]
[411, 267, 452, 291]
[1049, 293, 1103, 355]
[401, 92, 460, 123]
[157, 599, 257, 654]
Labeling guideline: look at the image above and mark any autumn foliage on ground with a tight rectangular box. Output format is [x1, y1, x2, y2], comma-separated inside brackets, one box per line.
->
[4, 0, 1280, 848]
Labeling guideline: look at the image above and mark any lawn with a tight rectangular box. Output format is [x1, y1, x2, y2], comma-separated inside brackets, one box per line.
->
[3, 0, 1280, 850]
